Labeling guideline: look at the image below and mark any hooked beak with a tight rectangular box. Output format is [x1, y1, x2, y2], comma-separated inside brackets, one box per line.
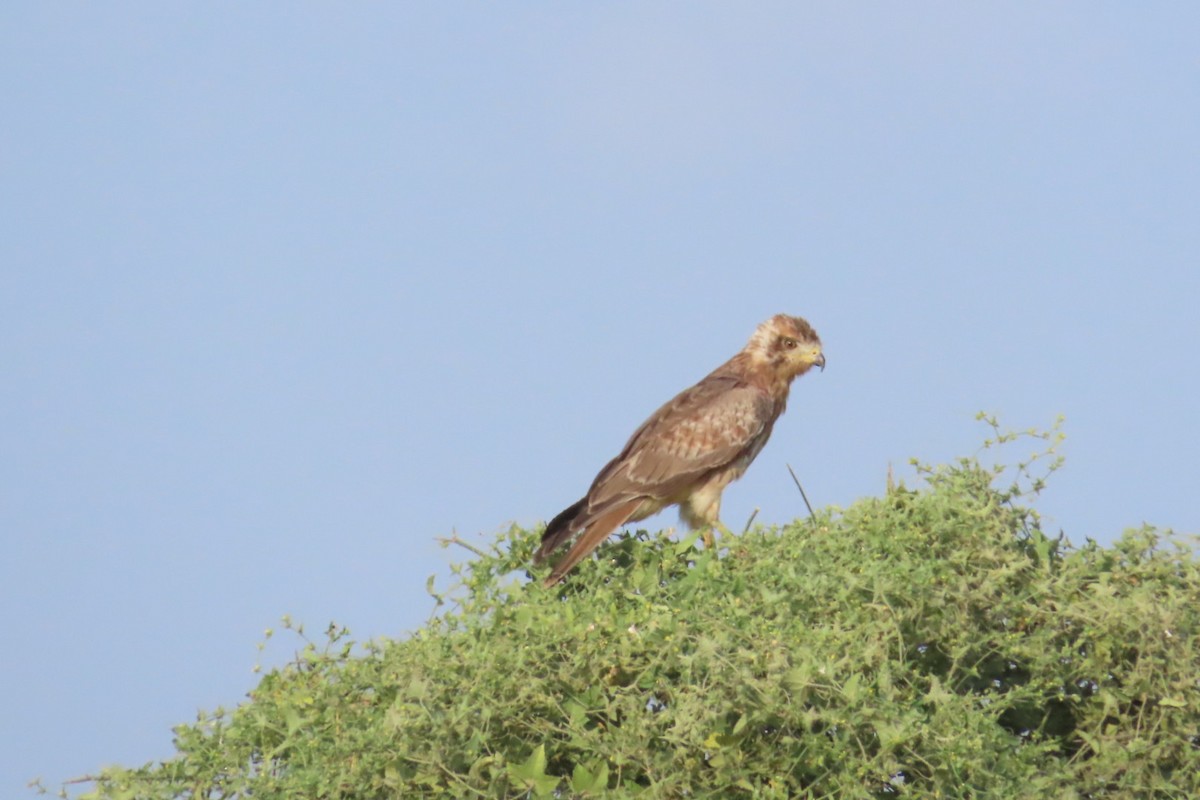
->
[814, 352, 826, 372]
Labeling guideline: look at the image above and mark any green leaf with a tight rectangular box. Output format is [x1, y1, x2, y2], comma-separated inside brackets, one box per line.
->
[674, 529, 702, 555]
[531, 773, 561, 797]
[508, 743, 550, 787]
[514, 605, 533, 629]
[284, 708, 304, 734]
[840, 672, 862, 703]
[571, 761, 610, 794]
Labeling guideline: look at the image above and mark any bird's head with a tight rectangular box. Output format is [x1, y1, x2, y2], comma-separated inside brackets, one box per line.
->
[745, 313, 825, 380]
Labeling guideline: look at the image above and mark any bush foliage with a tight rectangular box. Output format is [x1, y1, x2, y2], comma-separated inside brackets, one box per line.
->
[63, 428, 1199, 799]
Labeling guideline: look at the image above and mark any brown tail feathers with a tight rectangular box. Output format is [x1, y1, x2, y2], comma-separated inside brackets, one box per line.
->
[539, 498, 642, 587]
[534, 498, 586, 564]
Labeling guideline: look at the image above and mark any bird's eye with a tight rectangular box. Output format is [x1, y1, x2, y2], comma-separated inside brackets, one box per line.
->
[782, 338, 798, 349]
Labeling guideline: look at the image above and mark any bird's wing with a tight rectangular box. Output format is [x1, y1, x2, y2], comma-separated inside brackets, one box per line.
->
[587, 376, 777, 510]
[540, 377, 777, 586]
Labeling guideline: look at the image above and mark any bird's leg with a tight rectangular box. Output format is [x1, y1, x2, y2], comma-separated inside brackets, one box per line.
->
[682, 494, 729, 550]
[705, 520, 735, 550]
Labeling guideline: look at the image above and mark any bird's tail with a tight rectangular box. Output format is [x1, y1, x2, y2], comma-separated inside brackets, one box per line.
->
[541, 498, 642, 587]
[534, 498, 587, 564]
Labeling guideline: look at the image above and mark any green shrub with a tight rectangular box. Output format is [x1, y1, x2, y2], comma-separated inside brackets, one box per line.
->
[62, 428, 1199, 799]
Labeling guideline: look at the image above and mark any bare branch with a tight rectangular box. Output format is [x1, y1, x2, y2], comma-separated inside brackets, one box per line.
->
[434, 534, 489, 558]
[786, 463, 816, 520]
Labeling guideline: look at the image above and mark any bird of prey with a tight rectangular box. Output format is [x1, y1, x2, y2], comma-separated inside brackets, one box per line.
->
[535, 314, 824, 586]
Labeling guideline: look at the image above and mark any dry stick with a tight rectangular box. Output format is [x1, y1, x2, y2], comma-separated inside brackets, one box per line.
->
[742, 507, 760, 534]
[786, 463, 816, 520]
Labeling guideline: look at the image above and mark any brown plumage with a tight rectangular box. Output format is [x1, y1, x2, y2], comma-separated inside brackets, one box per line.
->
[535, 314, 824, 586]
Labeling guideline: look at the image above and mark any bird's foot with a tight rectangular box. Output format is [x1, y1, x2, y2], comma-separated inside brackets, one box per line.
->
[702, 521, 735, 550]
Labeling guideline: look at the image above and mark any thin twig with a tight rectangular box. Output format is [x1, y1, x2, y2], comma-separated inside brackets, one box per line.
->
[786, 463, 816, 520]
[434, 534, 488, 558]
[742, 507, 759, 533]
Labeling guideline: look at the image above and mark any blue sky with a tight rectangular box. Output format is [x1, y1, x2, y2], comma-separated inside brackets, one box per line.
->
[2, 4, 1198, 794]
